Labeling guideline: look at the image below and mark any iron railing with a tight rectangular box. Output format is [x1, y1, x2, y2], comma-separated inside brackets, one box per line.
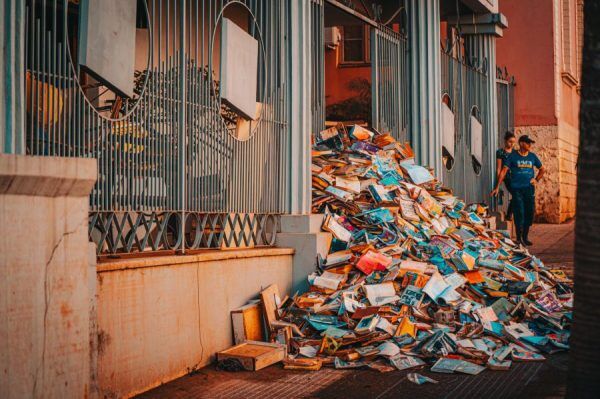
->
[23, 0, 290, 254]
[311, 0, 325, 135]
[440, 47, 491, 204]
[496, 67, 516, 141]
[494, 67, 516, 214]
[371, 25, 409, 142]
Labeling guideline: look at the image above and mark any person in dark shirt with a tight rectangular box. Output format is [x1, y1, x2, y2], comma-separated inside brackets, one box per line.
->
[495, 131, 516, 220]
[491, 135, 545, 246]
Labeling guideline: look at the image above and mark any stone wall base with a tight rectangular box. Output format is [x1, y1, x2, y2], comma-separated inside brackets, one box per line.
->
[516, 123, 578, 223]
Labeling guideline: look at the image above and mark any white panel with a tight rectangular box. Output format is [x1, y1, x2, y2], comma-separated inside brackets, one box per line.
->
[324, 27, 341, 47]
[470, 115, 483, 163]
[220, 18, 259, 120]
[78, 0, 137, 98]
[441, 102, 455, 159]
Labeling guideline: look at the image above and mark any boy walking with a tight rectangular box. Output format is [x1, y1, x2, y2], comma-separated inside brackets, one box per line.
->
[491, 135, 545, 245]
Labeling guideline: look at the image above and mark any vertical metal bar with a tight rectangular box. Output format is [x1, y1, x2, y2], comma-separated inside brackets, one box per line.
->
[371, 28, 378, 132]
[51, 0, 60, 156]
[148, 0, 154, 212]
[207, 0, 213, 213]
[57, 39, 62, 158]
[34, 18, 40, 155]
[166, 1, 171, 212]
[199, 0, 205, 214]
[179, 0, 186, 252]
[159, 0, 164, 211]
[28, 3, 34, 154]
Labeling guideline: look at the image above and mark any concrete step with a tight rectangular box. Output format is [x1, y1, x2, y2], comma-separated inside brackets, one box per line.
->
[277, 214, 332, 294]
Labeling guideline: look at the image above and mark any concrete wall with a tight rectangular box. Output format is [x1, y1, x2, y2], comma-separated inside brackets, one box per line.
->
[496, 0, 557, 126]
[0, 154, 96, 398]
[96, 248, 293, 398]
[324, 45, 371, 107]
[276, 214, 332, 294]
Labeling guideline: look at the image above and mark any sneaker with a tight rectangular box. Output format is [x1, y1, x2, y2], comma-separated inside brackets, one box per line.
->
[522, 238, 533, 246]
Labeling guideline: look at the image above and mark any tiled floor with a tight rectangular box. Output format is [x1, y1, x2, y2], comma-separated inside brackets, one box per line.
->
[136, 222, 575, 399]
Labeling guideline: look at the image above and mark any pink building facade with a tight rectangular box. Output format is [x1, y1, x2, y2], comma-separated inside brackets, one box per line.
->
[497, 0, 582, 223]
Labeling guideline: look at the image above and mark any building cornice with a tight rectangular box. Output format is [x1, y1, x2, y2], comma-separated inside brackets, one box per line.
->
[446, 13, 508, 37]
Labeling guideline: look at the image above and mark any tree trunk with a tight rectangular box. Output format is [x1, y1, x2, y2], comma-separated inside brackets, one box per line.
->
[567, 1, 600, 397]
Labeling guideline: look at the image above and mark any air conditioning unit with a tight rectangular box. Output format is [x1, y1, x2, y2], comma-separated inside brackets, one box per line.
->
[325, 27, 341, 48]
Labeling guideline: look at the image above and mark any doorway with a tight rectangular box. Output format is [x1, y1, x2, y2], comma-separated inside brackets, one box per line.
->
[312, 0, 408, 140]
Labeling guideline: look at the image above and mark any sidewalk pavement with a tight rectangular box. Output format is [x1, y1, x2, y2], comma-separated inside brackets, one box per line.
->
[136, 221, 574, 399]
[528, 220, 574, 275]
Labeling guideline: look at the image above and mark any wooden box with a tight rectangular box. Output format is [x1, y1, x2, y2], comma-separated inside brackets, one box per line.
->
[231, 302, 264, 344]
[216, 341, 286, 371]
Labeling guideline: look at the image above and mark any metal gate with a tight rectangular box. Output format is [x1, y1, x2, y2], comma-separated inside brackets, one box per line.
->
[311, 0, 325, 135]
[494, 67, 516, 213]
[496, 67, 516, 141]
[441, 47, 491, 204]
[310, 1, 408, 140]
[371, 25, 409, 142]
[23, 0, 290, 254]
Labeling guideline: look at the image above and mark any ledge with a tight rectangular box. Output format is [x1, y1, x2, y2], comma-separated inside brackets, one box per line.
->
[561, 72, 579, 88]
[0, 154, 97, 197]
[97, 247, 295, 273]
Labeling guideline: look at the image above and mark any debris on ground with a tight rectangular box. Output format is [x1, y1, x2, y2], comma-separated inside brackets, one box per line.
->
[407, 372, 438, 385]
[224, 125, 573, 381]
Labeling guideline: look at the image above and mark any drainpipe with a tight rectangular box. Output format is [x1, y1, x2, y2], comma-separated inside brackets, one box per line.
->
[406, 0, 443, 176]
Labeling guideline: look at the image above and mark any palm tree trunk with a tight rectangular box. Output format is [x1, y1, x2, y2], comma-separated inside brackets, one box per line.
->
[567, 1, 600, 397]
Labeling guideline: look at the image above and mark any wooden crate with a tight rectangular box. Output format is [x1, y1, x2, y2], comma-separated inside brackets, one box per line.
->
[231, 302, 264, 344]
[216, 341, 286, 371]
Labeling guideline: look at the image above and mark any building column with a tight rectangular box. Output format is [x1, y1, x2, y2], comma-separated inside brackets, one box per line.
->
[0, 0, 26, 154]
[288, 0, 314, 215]
[0, 154, 97, 398]
[279, 1, 332, 293]
[406, 0, 442, 175]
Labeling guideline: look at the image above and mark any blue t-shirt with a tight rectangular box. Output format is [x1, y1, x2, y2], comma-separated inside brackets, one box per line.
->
[505, 151, 542, 190]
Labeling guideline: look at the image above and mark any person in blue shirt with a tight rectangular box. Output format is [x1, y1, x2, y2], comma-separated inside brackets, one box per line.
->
[491, 135, 545, 246]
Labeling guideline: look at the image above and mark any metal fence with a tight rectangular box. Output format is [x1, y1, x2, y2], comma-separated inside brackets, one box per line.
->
[494, 67, 516, 213]
[311, 1, 409, 142]
[371, 25, 409, 142]
[311, 0, 325, 135]
[496, 67, 516, 142]
[23, 0, 289, 254]
[440, 48, 491, 204]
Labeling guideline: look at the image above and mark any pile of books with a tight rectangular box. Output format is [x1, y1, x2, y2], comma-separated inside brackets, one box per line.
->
[259, 125, 572, 377]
